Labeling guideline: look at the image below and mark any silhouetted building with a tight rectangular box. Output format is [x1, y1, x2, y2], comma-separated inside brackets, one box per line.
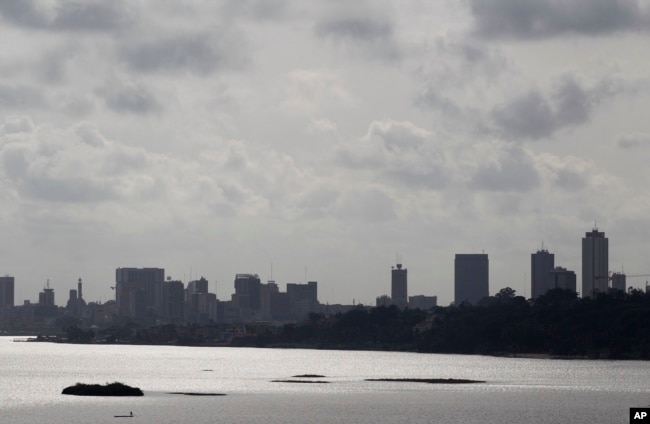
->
[376, 295, 391, 307]
[611, 272, 626, 291]
[582, 228, 608, 297]
[187, 277, 208, 295]
[161, 280, 185, 323]
[408, 295, 437, 310]
[454, 254, 489, 305]
[232, 274, 262, 321]
[391, 264, 407, 308]
[549, 267, 577, 293]
[39, 284, 55, 306]
[0, 276, 14, 309]
[531, 249, 555, 298]
[115, 268, 165, 320]
[287, 281, 319, 320]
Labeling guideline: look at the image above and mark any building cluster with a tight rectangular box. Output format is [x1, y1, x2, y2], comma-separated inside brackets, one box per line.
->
[0, 267, 325, 333]
[375, 263, 438, 310]
[1, 227, 647, 334]
[453, 227, 648, 306]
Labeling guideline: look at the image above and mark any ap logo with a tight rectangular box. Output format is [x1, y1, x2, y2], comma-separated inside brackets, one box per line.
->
[631, 408, 650, 422]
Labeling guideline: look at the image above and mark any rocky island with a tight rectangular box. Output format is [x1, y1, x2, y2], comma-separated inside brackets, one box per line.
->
[62, 382, 144, 396]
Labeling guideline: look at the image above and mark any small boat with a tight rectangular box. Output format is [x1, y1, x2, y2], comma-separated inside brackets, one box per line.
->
[114, 412, 134, 418]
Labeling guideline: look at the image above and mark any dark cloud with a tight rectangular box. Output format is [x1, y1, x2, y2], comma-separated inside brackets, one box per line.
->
[0, 0, 132, 32]
[316, 17, 392, 40]
[0, 83, 46, 108]
[99, 81, 162, 115]
[314, 14, 400, 61]
[617, 133, 650, 149]
[491, 75, 612, 140]
[469, 0, 650, 39]
[414, 38, 511, 116]
[470, 145, 540, 192]
[119, 32, 247, 75]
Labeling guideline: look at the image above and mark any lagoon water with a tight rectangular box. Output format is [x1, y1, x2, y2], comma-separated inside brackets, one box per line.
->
[1, 336, 648, 423]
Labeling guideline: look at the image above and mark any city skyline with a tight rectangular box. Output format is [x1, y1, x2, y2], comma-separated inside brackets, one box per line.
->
[0, 1, 649, 306]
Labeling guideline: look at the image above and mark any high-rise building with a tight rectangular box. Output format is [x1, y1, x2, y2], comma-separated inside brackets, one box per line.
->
[187, 277, 208, 295]
[454, 254, 489, 305]
[391, 264, 407, 308]
[287, 281, 319, 320]
[115, 268, 165, 319]
[549, 266, 577, 293]
[582, 228, 608, 297]
[531, 249, 555, 298]
[232, 274, 262, 320]
[161, 280, 185, 323]
[0, 276, 14, 309]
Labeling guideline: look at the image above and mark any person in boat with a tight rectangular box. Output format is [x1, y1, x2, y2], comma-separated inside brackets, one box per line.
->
[130, 412, 133, 417]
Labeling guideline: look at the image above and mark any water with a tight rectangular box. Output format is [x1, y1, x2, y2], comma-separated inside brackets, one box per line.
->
[1, 336, 648, 423]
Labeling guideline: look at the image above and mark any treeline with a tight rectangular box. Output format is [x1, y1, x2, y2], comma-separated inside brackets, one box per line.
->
[267, 288, 650, 359]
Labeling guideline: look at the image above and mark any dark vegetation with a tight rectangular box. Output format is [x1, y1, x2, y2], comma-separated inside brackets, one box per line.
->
[261, 288, 650, 359]
[62, 382, 143, 396]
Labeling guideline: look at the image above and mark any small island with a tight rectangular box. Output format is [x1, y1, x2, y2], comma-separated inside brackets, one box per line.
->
[62, 382, 144, 396]
[365, 378, 485, 384]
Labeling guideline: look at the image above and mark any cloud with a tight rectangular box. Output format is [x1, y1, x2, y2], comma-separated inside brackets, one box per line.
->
[219, 0, 288, 21]
[469, 0, 650, 39]
[119, 31, 247, 75]
[0, 0, 133, 32]
[537, 153, 593, 191]
[414, 37, 512, 118]
[469, 144, 540, 192]
[314, 7, 401, 61]
[282, 69, 352, 114]
[0, 83, 47, 109]
[0, 116, 35, 135]
[617, 133, 650, 149]
[98, 79, 162, 115]
[0, 121, 160, 203]
[337, 120, 450, 189]
[491, 75, 617, 140]
[334, 185, 397, 222]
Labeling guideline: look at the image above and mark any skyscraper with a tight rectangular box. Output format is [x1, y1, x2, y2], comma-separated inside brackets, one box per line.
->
[391, 263, 407, 308]
[0, 276, 14, 308]
[454, 254, 489, 305]
[115, 267, 165, 318]
[531, 249, 555, 298]
[582, 228, 608, 297]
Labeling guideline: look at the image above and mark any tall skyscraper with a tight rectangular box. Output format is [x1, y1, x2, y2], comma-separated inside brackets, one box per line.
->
[582, 228, 608, 297]
[0, 276, 14, 308]
[531, 249, 555, 298]
[115, 267, 165, 318]
[391, 263, 407, 308]
[454, 254, 489, 305]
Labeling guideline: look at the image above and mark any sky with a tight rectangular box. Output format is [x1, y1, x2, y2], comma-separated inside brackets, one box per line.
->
[1, 0, 650, 307]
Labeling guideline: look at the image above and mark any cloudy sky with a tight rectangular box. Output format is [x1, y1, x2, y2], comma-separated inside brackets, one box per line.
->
[1, 0, 650, 306]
